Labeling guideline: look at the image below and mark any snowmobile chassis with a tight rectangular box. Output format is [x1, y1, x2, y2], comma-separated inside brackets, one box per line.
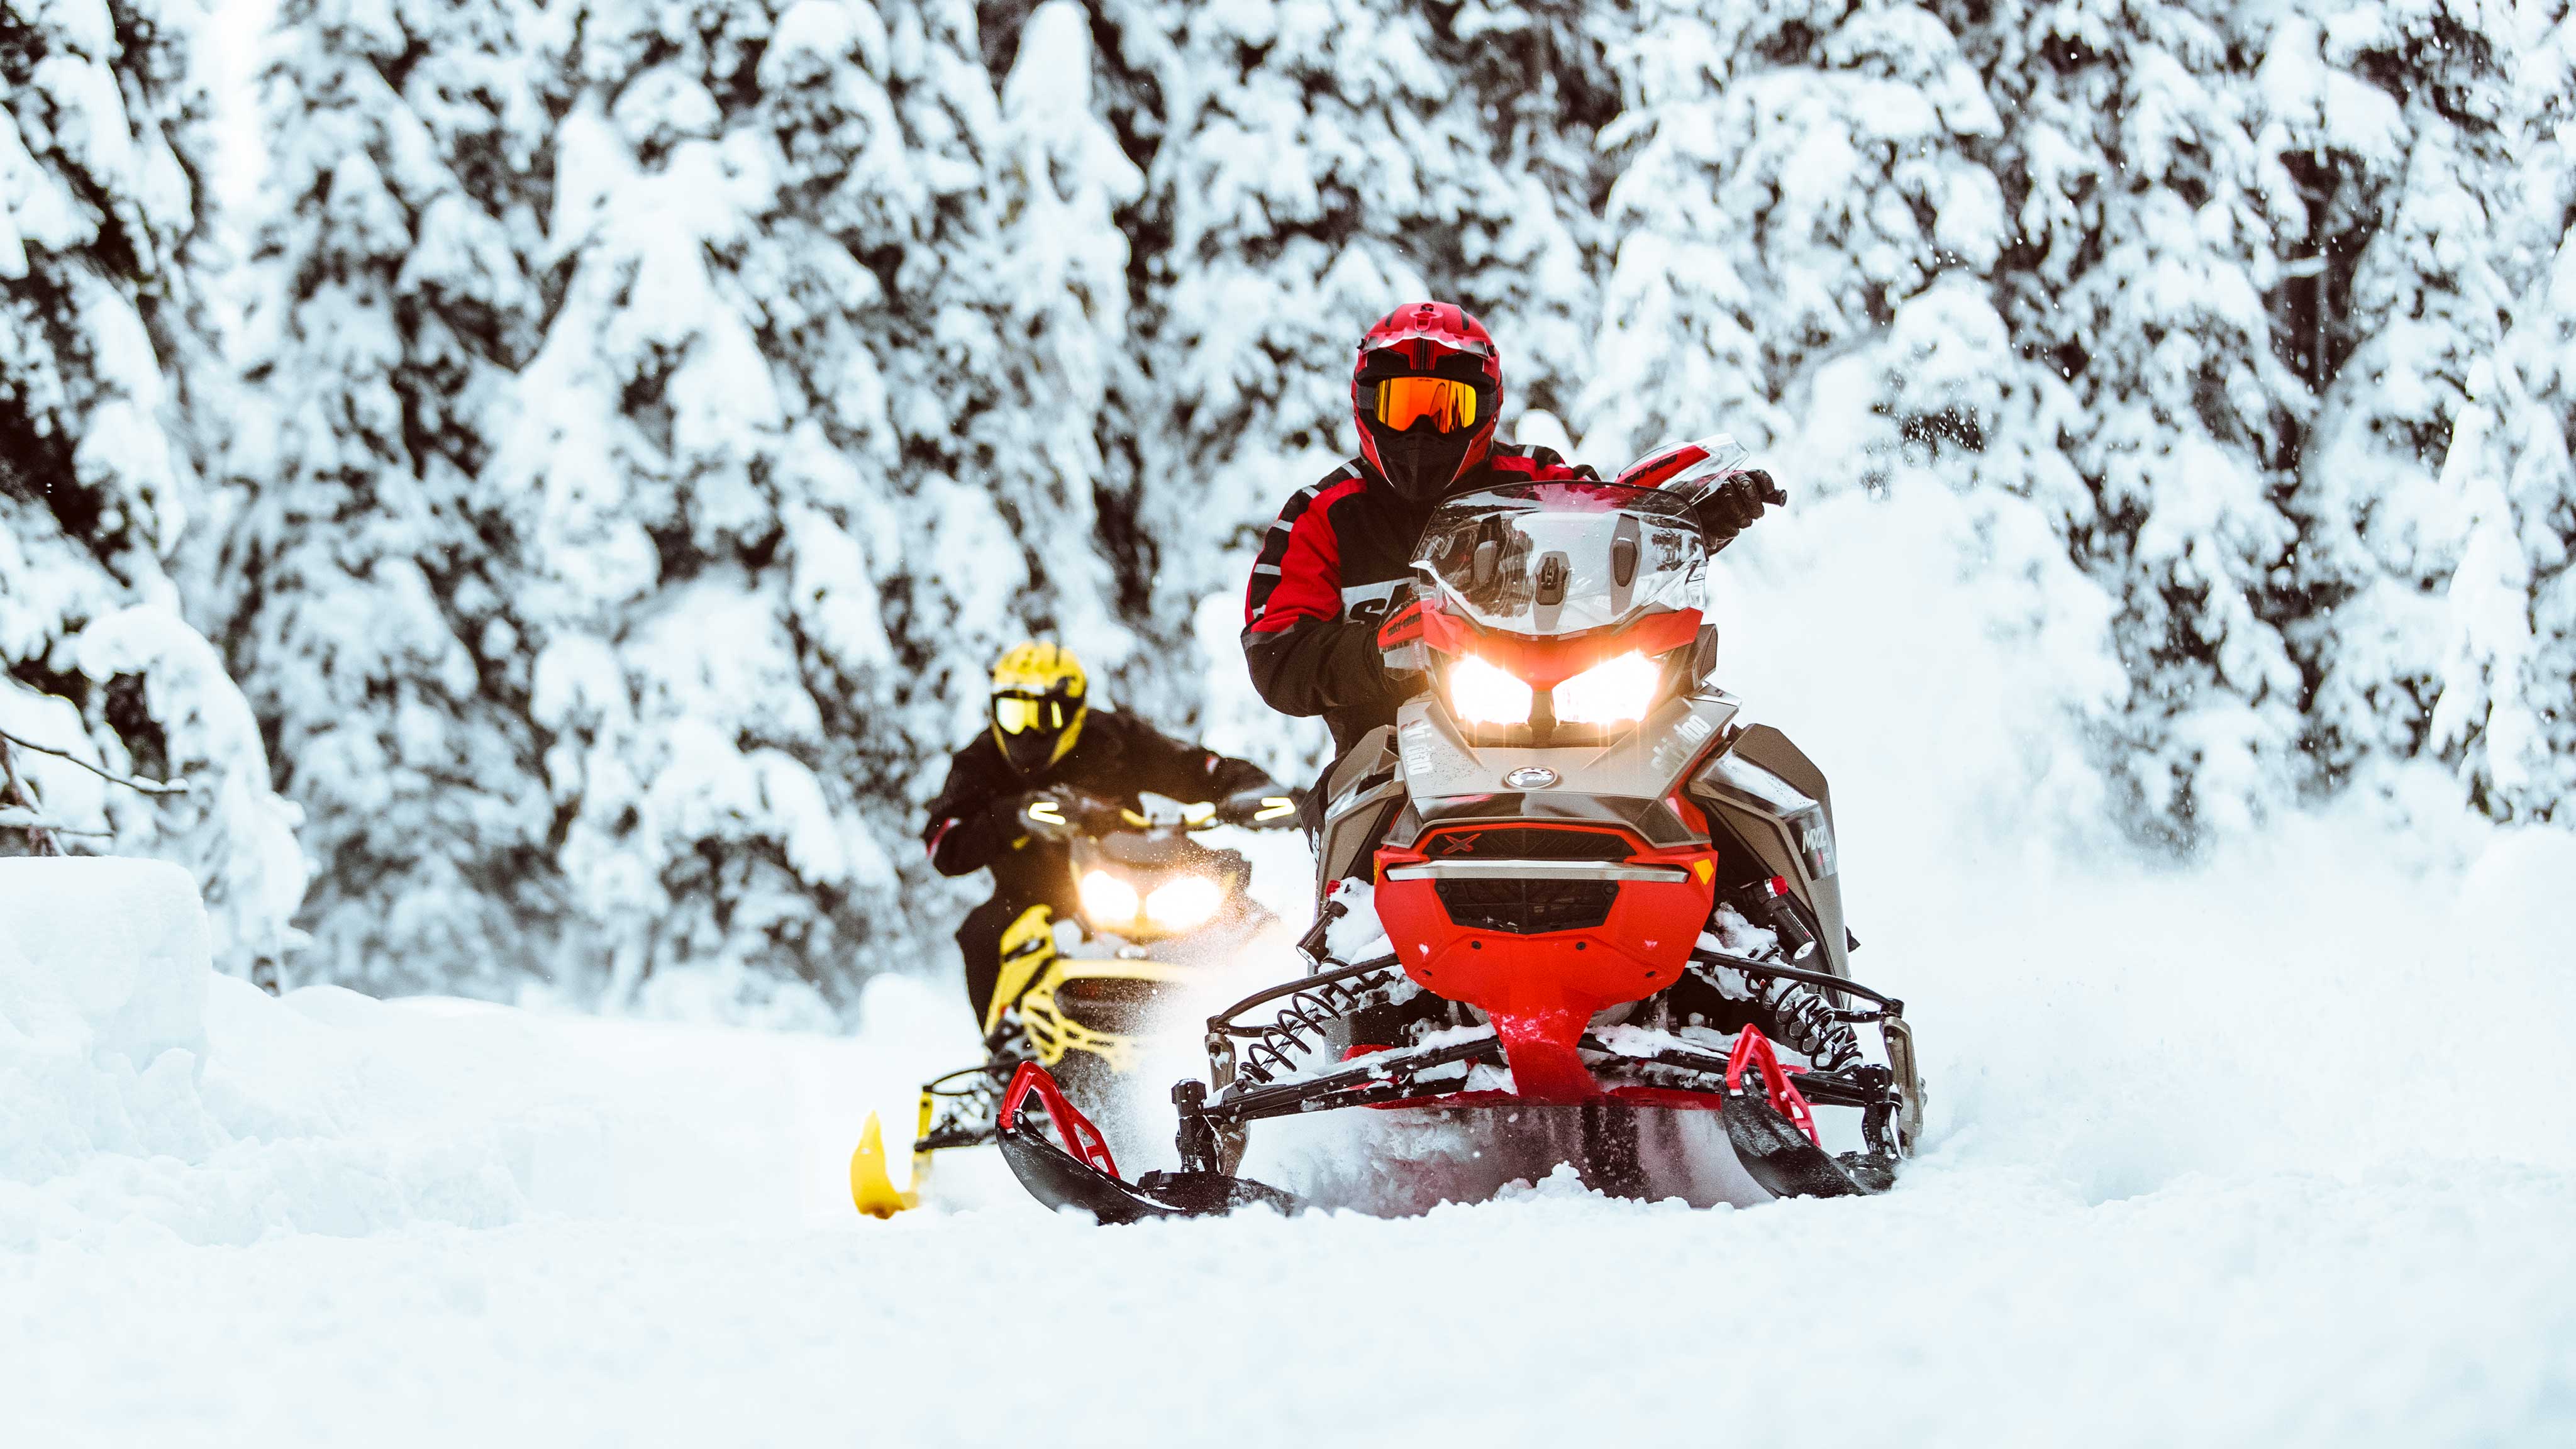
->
[997, 947, 1915, 1221]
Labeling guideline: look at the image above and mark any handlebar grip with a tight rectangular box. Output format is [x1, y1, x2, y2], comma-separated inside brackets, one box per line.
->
[1243, 794, 1302, 826]
[1214, 789, 1304, 829]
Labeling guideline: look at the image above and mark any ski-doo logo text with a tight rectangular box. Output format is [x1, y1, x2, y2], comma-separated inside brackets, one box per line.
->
[1338, 580, 1404, 625]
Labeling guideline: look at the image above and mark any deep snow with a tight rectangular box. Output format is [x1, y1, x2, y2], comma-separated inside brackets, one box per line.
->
[10, 498, 2576, 1444]
[8, 824, 2573, 1449]
[6, 838, 2572, 1448]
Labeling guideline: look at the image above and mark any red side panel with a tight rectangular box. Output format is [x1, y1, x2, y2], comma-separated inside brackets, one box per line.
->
[1612, 440, 1711, 491]
[1376, 597, 1426, 649]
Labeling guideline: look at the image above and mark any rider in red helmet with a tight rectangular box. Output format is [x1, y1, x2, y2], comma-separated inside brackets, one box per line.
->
[1242, 303, 1582, 759]
[1242, 301, 1780, 764]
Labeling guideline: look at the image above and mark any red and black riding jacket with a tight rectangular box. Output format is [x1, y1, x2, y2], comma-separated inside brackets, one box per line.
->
[1241, 445, 1592, 757]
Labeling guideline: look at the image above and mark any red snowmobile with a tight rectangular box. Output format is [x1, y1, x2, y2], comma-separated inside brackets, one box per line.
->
[997, 438, 1925, 1219]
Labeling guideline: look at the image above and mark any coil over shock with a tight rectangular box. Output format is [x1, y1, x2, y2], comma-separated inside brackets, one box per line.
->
[1754, 975, 1862, 1072]
[1707, 883, 1862, 1072]
[1238, 958, 1402, 1084]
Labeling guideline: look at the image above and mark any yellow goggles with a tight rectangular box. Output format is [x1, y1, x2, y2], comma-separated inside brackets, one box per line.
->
[1374, 376, 1479, 432]
[994, 694, 1075, 734]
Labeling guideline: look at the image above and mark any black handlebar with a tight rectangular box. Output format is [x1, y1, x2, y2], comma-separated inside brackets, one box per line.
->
[1023, 786, 1301, 840]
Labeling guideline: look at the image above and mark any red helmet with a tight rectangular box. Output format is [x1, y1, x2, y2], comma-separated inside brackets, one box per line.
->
[1352, 302, 1502, 502]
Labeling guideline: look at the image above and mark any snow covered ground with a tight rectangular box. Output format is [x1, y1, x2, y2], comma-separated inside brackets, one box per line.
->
[6, 822, 2572, 1447]
[12, 832, 2574, 1447]
[10, 508, 2575, 1445]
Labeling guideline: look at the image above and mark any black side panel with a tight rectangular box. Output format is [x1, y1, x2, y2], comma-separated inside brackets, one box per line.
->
[1713, 725, 1851, 978]
[1317, 726, 1402, 887]
[1731, 725, 1832, 829]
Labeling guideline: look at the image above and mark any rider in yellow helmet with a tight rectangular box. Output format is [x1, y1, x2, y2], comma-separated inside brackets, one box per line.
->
[924, 641, 1280, 1035]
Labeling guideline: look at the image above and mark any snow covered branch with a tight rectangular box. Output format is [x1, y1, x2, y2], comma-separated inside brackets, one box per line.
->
[0, 728, 195, 798]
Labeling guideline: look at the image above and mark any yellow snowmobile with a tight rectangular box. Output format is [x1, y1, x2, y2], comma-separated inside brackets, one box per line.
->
[853, 789, 1297, 1216]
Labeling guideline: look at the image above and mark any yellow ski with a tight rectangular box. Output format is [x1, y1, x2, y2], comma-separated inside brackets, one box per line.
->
[849, 1111, 919, 1218]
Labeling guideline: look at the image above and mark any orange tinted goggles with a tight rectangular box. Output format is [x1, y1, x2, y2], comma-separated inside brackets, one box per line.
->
[1373, 377, 1480, 432]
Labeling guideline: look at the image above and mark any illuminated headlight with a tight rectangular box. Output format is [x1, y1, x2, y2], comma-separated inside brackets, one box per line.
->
[1551, 652, 1661, 726]
[1447, 655, 1535, 725]
[1079, 870, 1140, 923]
[1145, 875, 1223, 930]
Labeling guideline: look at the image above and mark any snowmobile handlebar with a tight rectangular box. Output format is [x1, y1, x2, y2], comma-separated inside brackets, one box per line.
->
[1020, 786, 1302, 841]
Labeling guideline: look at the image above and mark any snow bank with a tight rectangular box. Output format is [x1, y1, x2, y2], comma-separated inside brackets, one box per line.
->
[1698, 486, 2576, 1207]
[0, 858, 514, 1248]
[6, 817, 2573, 1445]
[1, 858, 954, 1251]
[0, 857, 209, 1066]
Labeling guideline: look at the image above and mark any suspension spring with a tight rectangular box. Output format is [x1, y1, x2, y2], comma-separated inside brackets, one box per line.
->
[1758, 976, 1862, 1073]
[1238, 966, 1401, 1084]
[1687, 947, 1865, 1074]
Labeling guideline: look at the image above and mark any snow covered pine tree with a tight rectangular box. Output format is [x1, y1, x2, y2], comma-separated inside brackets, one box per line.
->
[217, 0, 559, 997]
[2432, 4, 2576, 821]
[308, 0, 1138, 1016]
[1957, 3, 2318, 840]
[3, 0, 304, 976]
[1579, 0, 2123, 816]
[2258, 6, 2524, 802]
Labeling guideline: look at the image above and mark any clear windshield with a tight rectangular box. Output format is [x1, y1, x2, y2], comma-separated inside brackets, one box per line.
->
[1413, 482, 1706, 637]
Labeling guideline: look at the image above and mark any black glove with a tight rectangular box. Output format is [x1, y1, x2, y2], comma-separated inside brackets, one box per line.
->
[1017, 787, 1117, 840]
[1326, 624, 1419, 711]
[1218, 785, 1305, 829]
[1695, 469, 1785, 548]
[1370, 585, 1431, 702]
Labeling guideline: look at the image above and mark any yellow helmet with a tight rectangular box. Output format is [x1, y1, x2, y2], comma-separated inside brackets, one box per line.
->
[989, 641, 1088, 775]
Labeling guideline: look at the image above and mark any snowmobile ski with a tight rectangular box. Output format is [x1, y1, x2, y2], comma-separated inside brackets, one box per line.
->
[849, 1111, 920, 1218]
[996, 1062, 1296, 1222]
[1718, 1027, 1870, 1199]
[1719, 1094, 1868, 1198]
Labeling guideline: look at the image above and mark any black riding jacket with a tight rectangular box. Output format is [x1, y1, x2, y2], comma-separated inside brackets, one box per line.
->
[923, 709, 1277, 902]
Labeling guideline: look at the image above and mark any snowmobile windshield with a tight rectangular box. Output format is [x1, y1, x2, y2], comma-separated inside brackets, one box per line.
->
[1413, 483, 1706, 637]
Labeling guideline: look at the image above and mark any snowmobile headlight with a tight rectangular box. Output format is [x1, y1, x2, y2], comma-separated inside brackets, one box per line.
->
[1550, 651, 1661, 726]
[1145, 875, 1223, 931]
[1447, 655, 1534, 725]
[1079, 870, 1140, 923]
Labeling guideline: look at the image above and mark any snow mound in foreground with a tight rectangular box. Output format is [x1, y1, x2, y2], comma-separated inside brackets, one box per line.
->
[0, 858, 525, 1248]
[3, 854, 955, 1250]
[0, 857, 209, 1067]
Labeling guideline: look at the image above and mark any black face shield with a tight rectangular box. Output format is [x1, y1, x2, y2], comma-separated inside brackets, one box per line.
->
[1365, 419, 1480, 502]
[992, 690, 1085, 775]
[1358, 353, 1496, 502]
